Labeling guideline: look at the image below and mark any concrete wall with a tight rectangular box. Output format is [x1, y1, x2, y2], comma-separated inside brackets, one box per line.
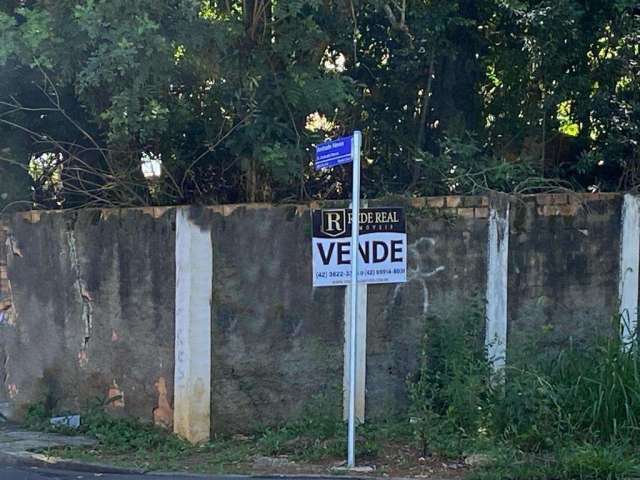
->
[508, 194, 622, 351]
[0, 209, 175, 423]
[0, 193, 632, 434]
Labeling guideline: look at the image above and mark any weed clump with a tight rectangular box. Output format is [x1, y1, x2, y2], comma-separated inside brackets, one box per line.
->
[24, 394, 190, 454]
[407, 295, 490, 457]
[255, 391, 347, 461]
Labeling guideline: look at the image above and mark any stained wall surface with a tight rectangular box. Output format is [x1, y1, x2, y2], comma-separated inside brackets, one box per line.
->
[0, 193, 627, 431]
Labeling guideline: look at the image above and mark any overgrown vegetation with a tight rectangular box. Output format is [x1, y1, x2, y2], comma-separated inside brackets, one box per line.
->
[1, 1, 639, 210]
[407, 296, 491, 457]
[24, 394, 190, 452]
[23, 299, 640, 478]
[26, 390, 414, 474]
[406, 298, 640, 479]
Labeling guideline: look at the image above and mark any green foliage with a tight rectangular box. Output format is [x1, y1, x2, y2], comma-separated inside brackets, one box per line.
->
[255, 392, 346, 460]
[408, 301, 640, 479]
[407, 295, 491, 456]
[416, 135, 555, 195]
[469, 443, 640, 480]
[493, 367, 563, 452]
[253, 391, 396, 461]
[553, 338, 640, 443]
[1, 1, 639, 209]
[495, 322, 640, 450]
[81, 402, 189, 453]
[23, 393, 188, 451]
[23, 401, 50, 431]
[31, 390, 408, 472]
[555, 443, 640, 480]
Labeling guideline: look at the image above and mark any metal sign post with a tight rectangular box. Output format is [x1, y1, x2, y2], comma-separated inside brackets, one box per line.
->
[347, 130, 361, 468]
[314, 130, 362, 468]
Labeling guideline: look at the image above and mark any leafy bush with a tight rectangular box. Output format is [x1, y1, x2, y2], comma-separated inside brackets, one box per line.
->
[23, 401, 50, 431]
[492, 367, 562, 452]
[407, 295, 491, 456]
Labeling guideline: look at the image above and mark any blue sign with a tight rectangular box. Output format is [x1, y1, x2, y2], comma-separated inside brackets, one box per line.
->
[315, 135, 353, 170]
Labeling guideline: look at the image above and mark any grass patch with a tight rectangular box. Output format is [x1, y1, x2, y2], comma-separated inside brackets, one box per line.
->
[30, 392, 419, 474]
[467, 443, 640, 480]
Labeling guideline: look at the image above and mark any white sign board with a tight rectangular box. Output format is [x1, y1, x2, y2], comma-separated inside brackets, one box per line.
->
[312, 207, 407, 287]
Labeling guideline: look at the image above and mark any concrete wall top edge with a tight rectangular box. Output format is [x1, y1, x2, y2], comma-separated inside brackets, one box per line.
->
[0, 192, 625, 223]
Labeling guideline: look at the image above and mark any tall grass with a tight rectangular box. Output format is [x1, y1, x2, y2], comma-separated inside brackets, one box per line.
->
[408, 303, 640, 477]
[407, 296, 491, 455]
[553, 335, 640, 442]
[493, 331, 640, 452]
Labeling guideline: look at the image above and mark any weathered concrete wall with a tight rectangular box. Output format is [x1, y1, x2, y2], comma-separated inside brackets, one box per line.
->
[508, 194, 621, 351]
[366, 196, 489, 417]
[188, 206, 344, 433]
[0, 193, 631, 433]
[0, 209, 176, 422]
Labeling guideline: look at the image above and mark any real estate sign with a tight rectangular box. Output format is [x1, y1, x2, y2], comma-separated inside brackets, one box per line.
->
[311, 207, 407, 287]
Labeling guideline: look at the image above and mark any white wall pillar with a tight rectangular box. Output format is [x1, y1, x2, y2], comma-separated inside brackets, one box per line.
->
[485, 201, 510, 373]
[343, 283, 367, 423]
[174, 208, 212, 443]
[619, 194, 640, 346]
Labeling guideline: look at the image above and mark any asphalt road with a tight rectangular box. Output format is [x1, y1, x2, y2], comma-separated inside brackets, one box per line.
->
[0, 465, 254, 479]
[0, 465, 139, 479]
